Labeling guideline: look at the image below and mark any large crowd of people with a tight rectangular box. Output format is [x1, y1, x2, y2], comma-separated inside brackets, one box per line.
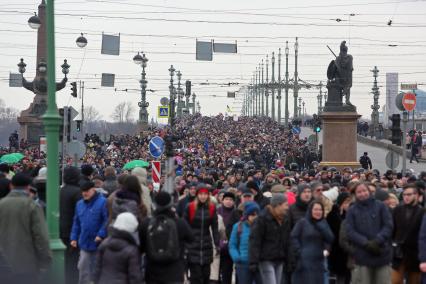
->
[1, 115, 426, 284]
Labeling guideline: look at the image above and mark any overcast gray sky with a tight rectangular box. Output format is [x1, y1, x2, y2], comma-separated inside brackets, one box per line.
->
[1, 0, 426, 122]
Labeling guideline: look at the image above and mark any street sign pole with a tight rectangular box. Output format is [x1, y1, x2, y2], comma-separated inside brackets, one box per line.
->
[402, 111, 408, 176]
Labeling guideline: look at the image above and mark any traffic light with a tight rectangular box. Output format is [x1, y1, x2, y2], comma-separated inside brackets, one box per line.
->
[70, 81, 77, 98]
[314, 119, 322, 133]
[390, 114, 401, 146]
[76, 121, 82, 132]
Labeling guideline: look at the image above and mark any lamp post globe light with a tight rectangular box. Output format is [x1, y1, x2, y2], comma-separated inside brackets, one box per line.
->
[28, 12, 41, 29]
[76, 33, 87, 48]
[133, 52, 149, 128]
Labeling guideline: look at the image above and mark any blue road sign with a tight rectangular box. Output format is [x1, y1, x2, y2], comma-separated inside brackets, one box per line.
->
[149, 136, 165, 158]
[292, 127, 301, 135]
[158, 106, 170, 118]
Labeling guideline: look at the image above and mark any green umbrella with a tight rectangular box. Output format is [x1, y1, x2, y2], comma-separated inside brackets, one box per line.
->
[0, 153, 24, 164]
[123, 160, 149, 170]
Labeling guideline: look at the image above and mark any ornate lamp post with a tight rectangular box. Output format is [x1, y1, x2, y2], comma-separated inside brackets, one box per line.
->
[76, 33, 88, 48]
[284, 41, 290, 125]
[176, 71, 183, 117]
[371, 66, 380, 138]
[192, 92, 196, 114]
[265, 55, 269, 117]
[271, 51, 276, 121]
[168, 65, 176, 126]
[294, 37, 299, 118]
[277, 48, 282, 124]
[133, 52, 149, 128]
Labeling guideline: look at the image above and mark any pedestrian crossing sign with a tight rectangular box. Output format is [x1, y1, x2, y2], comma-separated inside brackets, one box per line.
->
[158, 106, 170, 118]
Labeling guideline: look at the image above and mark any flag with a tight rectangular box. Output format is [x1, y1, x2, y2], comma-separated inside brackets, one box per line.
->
[226, 105, 232, 113]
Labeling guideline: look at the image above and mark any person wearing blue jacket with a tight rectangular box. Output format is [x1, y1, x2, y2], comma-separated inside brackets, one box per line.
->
[345, 182, 393, 284]
[70, 181, 108, 284]
[229, 201, 262, 284]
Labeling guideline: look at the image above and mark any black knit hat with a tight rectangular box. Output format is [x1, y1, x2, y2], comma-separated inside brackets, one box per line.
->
[81, 164, 95, 177]
[154, 191, 173, 211]
[222, 192, 236, 201]
[80, 181, 95, 192]
[246, 181, 260, 192]
[11, 173, 31, 187]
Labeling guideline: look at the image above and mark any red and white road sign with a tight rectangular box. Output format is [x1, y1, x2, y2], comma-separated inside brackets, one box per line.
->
[402, 92, 416, 111]
[152, 161, 161, 183]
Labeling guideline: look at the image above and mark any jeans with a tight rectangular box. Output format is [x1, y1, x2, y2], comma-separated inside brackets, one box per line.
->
[220, 251, 234, 284]
[352, 265, 391, 284]
[77, 250, 97, 284]
[259, 261, 283, 284]
[236, 263, 262, 284]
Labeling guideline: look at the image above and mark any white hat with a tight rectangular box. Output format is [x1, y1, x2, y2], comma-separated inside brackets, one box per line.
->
[113, 212, 139, 233]
[36, 167, 47, 180]
[322, 186, 339, 202]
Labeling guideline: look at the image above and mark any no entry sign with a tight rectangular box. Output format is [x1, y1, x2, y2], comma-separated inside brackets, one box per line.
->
[402, 92, 416, 111]
[152, 161, 161, 183]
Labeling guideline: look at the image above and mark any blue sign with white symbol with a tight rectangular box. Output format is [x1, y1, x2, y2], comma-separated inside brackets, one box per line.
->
[149, 136, 165, 158]
[292, 127, 301, 135]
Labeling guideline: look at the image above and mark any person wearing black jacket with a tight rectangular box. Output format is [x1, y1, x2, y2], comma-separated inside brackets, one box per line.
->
[246, 180, 269, 209]
[183, 186, 219, 284]
[288, 184, 312, 228]
[249, 193, 290, 284]
[140, 191, 194, 284]
[59, 166, 81, 284]
[391, 184, 423, 284]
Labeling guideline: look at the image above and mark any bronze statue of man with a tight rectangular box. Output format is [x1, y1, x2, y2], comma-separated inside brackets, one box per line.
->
[335, 41, 353, 105]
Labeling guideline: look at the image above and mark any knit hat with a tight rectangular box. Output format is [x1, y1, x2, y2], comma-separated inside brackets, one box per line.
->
[154, 191, 173, 211]
[297, 184, 311, 195]
[80, 181, 95, 192]
[81, 164, 95, 177]
[336, 192, 351, 207]
[222, 192, 236, 201]
[322, 186, 339, 202]
[375, 189, 390, 202]
[11, 173, 31, 187]
[271, 183, 286, 193]
[197, 184, 209, 195]
[243, 201, 260, 217]
[270, 193, 287, 207]
[246, 181, 260, 192]
[113, 212, 139, 233]
[241, 187, 254, 196]
[36, 167, 47, 180]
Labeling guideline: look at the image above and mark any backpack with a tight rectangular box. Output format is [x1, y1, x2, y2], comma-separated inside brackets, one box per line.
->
[146, 215, 180, 263]
[188, 201, 216, 224]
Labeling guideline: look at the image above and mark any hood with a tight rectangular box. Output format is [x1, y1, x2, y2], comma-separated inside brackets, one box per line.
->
[63, 167, 80, 186]
[106, 228, 137, 251]
[132, 167, 147, 185]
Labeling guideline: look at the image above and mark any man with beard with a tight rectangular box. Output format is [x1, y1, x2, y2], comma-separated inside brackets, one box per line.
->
[391, 184, 423, 284]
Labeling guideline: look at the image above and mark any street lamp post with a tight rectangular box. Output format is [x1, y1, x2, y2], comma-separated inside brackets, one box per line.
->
[168, 65, 176, 127]
[298, 97, 302, 118]
[255, 67, 258, 116]
[294, 37, 299, 118]
[43, 0, 66, 282]
[258, 65, 261, 116]
[176, 71, 183, 118]
[271, 52, 276, 121]
[260, 59, 265, 117]
[133, 52, 149, 128]
[265, 55, 269, 117]
[192, 92, 196, 114]
[371, 66, 380, 139]
[185, 83, 191, 115]
[284, 41, 290, 125]
[317, 81, 323, 114]
[302, 101, 306, 117]
[277, 48, 282, 124]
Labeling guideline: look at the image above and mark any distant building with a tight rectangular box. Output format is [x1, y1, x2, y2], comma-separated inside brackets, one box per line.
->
[415, 89, 426, 114]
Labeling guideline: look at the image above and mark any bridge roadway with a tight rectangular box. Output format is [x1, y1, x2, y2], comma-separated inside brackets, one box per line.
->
[301, 127, 425, 174]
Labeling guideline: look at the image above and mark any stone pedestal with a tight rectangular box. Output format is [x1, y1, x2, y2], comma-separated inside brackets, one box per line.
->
[319, 111, 361, 170]
[17, 94, 47, 144]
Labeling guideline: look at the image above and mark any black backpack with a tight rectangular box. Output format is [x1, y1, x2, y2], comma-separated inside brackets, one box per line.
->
[146, 215, 180, 263]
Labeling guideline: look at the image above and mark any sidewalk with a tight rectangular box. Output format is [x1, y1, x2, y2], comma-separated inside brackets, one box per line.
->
[357, 135, 426, 163]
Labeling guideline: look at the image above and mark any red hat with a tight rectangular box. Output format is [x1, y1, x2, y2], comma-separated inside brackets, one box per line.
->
[197, 186, 209, 195]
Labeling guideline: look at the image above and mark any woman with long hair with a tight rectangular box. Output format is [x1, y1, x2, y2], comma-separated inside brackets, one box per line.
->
[184, 185, 219, 284]
[290, 201, 334, 284]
